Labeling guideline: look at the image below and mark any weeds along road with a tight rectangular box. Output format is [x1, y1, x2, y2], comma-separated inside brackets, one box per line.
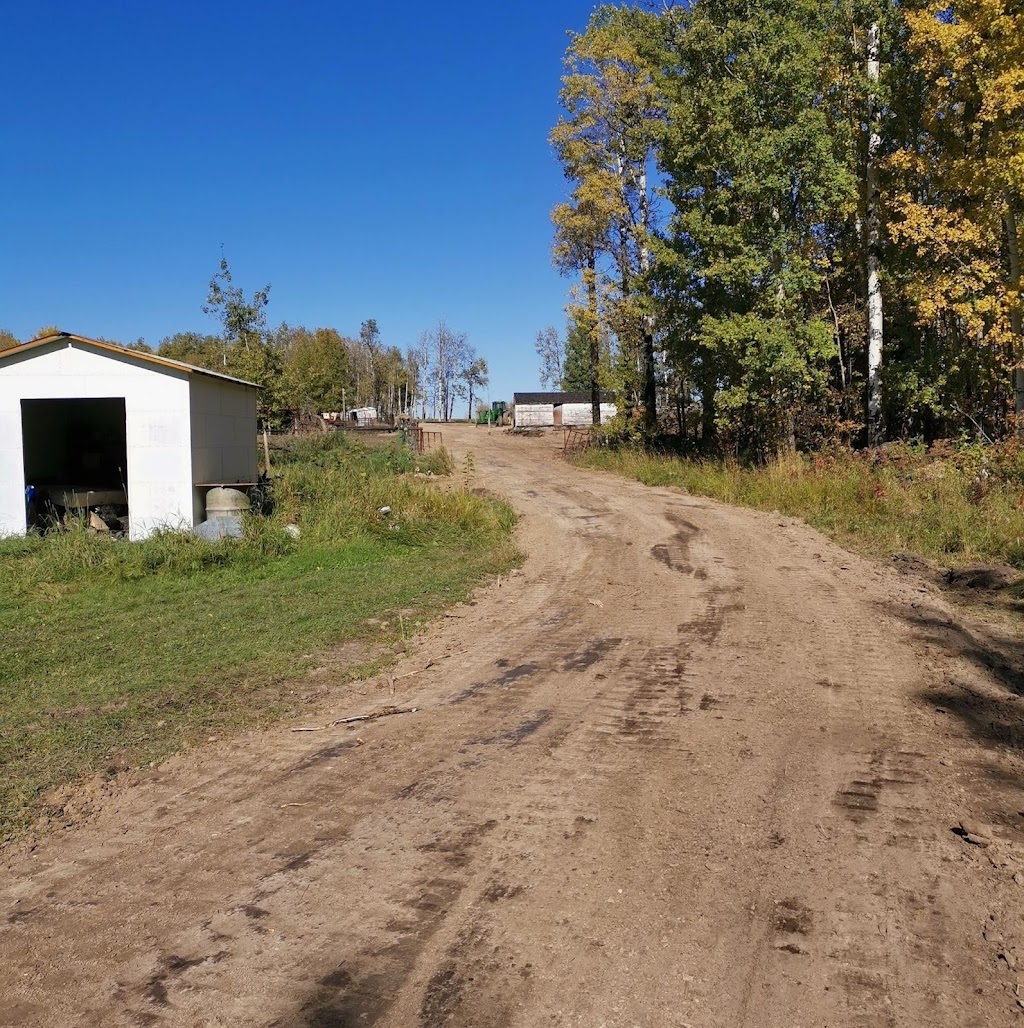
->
[3, 425, 1024, 1027]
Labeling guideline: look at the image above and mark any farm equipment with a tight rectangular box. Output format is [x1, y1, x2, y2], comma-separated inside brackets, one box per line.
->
[476, 401, 508, 426]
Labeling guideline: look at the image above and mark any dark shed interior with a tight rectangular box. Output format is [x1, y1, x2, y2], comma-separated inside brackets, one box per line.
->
[21, 398, 128, 489]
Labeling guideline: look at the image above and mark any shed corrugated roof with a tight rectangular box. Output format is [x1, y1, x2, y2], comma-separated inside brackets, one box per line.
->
[513, 391, 615, 405]
[0, 332, 259, 388]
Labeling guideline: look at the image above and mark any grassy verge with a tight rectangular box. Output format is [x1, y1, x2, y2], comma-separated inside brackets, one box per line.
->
[0, 433, 517, 840]
[575, 441, 1024, 572]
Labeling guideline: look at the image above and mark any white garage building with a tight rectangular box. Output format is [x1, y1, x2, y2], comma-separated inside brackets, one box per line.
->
[0, 332, 259, 540]
[512, 391, 617, 428]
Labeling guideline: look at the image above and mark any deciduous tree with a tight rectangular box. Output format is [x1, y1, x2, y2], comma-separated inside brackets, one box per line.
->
[280, 327, 354, 414]
[535, 326, 565, 389]
[421, 320, 469, 420]
[460, 357, 490, 420]
[552, 5, 665, 428]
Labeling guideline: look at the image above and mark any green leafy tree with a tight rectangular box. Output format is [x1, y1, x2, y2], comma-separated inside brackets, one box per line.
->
[657, 0, 859, 455]
[202, 257, 270, 353]
[459, 357, 490, 420]
[202, 256, 282, 445]
[281, 327, 354, 413]
[562, 312, 613, 392]
[552, 5, 665, 430]
[157, 332, 224, 369]
[202, 256, 279, 390]
[562, 316, 592, 392]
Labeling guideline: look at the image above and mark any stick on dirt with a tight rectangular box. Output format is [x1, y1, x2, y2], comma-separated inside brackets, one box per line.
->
[292, 706, 418, 732]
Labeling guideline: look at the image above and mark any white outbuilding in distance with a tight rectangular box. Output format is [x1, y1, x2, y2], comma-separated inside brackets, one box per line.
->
[512, 391, 617, 428]
[0, 332, 259, 540]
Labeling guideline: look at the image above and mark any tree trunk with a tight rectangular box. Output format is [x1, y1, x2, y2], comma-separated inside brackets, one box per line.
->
[634, 161, 658, 436]
[824, 272, 846, 390]
[262, 419, 271, 472]
[865, 21, 885, 446]
[701, 376, 716, 445]
[587, 249, 601, 426]
[1004, 197, 1024, 418]
[642, 327, 657, 435]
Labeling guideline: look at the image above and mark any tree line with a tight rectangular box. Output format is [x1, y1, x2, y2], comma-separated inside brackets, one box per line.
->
[0, 259, 489, 424]
[546, 0, 1024, 456]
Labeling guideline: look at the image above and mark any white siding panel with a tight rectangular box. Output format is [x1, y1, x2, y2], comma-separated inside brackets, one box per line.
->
[0, 408, 24, 537]
[560, 403, 592, 426]
[514, 404, 554, 427]
[189, 376, 258, 485]
[561, 402, 617, 426]
[189, 375, 258, 525]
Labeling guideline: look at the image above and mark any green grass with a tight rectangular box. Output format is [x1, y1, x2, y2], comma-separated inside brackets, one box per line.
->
[0, 433, 518, 839]
[575, 441, 1024, 571]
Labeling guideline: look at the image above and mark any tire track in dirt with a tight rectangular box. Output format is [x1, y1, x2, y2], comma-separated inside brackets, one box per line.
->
[2, 426, 1023, 1027]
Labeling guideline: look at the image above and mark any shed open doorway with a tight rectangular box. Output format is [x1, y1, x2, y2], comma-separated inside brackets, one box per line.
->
[21, 398, 129, 531]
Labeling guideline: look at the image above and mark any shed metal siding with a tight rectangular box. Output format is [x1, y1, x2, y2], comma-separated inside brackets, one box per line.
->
[514, 403, 555, 427]
[189, 375, 259, 524]
[559, 402, 617, 426]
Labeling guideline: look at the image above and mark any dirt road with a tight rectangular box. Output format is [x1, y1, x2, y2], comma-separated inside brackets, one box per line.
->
[3, 425, 1024, 1027]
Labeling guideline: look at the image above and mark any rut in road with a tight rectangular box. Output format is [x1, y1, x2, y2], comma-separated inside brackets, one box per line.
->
[2, 424, 1024, 1028]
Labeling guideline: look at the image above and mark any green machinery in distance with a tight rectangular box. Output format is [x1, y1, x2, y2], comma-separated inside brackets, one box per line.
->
[477, 401, 507, 425]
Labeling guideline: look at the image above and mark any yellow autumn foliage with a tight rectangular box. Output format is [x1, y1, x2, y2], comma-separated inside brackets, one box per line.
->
[889, 0, 1024, 365]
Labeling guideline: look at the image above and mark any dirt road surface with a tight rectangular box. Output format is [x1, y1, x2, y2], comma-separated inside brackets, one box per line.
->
[3, 425, 1024, 1027]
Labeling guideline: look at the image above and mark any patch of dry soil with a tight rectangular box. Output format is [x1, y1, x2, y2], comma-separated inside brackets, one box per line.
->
[3, 425, 1024, 1027]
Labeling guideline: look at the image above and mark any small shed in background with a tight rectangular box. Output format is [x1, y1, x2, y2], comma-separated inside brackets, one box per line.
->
[348, 406, 379, 424]
[512, 392, 616, 428]
[0, 333, 258, 540]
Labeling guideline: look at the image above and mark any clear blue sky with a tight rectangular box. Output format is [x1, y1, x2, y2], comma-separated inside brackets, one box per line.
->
[1, 1, 602, 403]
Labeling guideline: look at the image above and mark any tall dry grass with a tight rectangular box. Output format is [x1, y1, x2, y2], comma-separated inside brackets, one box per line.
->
[578, 441, 1024, 569]
[0, 435, 509, 599]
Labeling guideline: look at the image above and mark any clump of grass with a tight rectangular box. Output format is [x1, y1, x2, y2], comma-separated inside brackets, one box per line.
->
[0, 522, 295, 600]
[0, 433, 519, 840]
[269, 439, 506, 549]
[576, 441, 1024, 570]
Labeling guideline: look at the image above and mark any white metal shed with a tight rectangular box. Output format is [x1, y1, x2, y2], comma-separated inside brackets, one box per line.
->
[0, 333, 258, 540]
[348, 406, 379, 424]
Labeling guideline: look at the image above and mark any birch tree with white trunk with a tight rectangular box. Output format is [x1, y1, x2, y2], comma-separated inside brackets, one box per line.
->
[865, 21, 885, 445]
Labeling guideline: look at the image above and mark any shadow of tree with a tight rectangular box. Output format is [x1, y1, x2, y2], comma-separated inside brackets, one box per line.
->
[882, 602, 1024, 696]
[881, 601, 1024, 799]
[918, 682, 1024, 755]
